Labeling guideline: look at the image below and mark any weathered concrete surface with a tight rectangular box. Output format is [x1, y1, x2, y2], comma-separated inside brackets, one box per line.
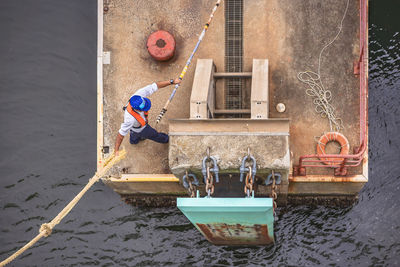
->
[168, 119, 291, 189]
[242, 0, 361, 175]
[103, 179, 186, 195]
[121, 195, 181, 207]
[288, 181, 365, 196]
[102, 0, 362, 177]
[103, 0, 225, 175]
[169, 135, 290, 174]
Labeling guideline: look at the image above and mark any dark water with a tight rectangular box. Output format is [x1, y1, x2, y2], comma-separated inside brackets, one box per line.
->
[0, 0, 399, 266]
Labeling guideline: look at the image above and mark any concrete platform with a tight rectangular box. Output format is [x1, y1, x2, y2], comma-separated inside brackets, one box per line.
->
[98, 0, 368, 204]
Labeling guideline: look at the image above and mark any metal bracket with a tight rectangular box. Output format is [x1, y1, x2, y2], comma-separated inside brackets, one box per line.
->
[293, 165, 306, 176]
[182, 173, 199, 188]
[201, 156, 219, 183]
[101, 146, 109, 154]
[265, 172, 282, 185]
[239, 155, 257, 182]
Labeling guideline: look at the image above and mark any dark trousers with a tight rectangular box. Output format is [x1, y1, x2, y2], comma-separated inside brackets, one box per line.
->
[130, 125, 169, 144]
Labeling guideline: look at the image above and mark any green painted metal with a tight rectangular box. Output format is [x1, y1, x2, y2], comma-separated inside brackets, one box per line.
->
[177, 197, 274, 245]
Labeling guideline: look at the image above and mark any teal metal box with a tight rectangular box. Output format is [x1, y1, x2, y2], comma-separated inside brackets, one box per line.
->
[177, 198, 274, 245]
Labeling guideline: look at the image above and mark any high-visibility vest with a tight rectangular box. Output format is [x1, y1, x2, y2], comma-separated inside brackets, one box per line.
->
[126, 103, 148, 127]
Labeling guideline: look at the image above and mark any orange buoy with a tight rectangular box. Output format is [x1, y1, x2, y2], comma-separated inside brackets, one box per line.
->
[146, 30, 175, 61]
[316, 132, 350, 165]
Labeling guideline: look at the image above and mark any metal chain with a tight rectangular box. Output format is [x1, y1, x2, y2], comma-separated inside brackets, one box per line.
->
[205, 166, 214, 197]
[244, 167, 253, 197]
[271, 170, 278, 220]
[185, 171, 196, 198]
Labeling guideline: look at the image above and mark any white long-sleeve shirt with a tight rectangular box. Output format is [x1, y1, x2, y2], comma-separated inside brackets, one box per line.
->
[118, 83, 158, 136]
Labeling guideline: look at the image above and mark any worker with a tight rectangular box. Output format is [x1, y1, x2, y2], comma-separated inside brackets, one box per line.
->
[114, 78, 181, 156]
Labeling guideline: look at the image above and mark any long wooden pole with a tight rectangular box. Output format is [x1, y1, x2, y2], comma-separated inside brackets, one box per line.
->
[156, 0, 222, 124]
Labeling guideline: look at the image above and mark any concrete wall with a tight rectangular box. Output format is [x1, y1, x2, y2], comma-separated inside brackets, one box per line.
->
[168, 119, 290, 182]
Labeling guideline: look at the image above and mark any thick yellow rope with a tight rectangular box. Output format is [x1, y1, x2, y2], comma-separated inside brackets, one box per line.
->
[0, 150, 126, 267]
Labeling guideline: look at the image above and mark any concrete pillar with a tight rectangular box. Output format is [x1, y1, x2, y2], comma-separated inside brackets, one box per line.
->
[251, 59, 269, 119]
[190, 59, 216, 119]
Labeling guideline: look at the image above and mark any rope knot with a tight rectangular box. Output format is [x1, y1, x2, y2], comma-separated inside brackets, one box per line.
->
[39, 223, 53, 237]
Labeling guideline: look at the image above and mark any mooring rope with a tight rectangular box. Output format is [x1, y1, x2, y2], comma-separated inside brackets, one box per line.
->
[0, 150, 127, 267]
[297, 0, 350, 133]
[156, 0, 222, 124]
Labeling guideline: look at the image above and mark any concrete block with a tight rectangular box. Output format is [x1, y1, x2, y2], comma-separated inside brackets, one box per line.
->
[168, 119, 290, 186]
[251, 59, 269, 119]
[190, 59, 215, 119]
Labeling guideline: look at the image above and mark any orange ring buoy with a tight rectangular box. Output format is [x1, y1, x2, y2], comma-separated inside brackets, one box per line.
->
[316, 132, 350, 165]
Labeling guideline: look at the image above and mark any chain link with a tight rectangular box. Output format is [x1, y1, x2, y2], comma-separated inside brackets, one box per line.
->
[205, 166, 214, 197]
[271, 170, 278, 219]
[185, 171, 196, 198]
[244, 167, 253, 197]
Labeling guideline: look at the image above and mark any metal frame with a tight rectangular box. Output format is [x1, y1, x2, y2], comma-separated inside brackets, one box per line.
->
[294, 0, 368, 177]
[225, 0, 244, 110]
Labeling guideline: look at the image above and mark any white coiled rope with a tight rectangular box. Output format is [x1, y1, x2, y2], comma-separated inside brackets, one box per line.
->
[298, 0, 350, 133]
